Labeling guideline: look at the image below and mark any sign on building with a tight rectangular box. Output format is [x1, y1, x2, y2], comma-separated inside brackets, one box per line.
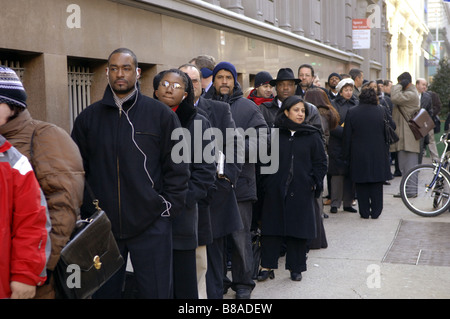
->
[352, 19, 371, 49]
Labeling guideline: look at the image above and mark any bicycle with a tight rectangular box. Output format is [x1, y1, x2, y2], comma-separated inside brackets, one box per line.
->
[400, 132, 450, 217]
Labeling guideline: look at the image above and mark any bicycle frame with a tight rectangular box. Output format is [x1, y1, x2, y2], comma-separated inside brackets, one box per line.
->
[427, 133, 450, 191]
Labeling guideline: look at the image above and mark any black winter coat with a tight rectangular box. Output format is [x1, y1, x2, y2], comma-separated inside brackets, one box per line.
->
[171, 100, 216, 250]
[196, 96, 243, 240]
[328, 95, 359, 175]
[342, 103, 393, 183]
[207, 83, 268, 203]
[72, 86, 190, 240]
[260, 116, 328, 239]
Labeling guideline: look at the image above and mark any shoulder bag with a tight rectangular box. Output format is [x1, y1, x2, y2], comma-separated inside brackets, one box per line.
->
[383, 108, 399, 145]
[30, 128, 124, 299]
[397, 106, 435, 140]
[53, 184, 124, 299]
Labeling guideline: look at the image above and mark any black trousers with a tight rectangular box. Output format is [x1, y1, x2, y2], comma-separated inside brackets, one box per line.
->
[223, 201, 256, 292]
[173, 249, 198, 299]
[260, 236, 308, 273]
[93, 217, 172, 299]
[355, 182, 384, 219]
[206, 236, 225, 299]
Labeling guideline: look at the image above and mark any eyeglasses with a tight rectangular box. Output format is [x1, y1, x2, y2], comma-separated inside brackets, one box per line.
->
[160, 80, 184, 90]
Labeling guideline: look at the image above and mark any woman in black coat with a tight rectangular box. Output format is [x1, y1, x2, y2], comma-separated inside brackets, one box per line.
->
[257, 96, 328, 282]
[342, 87, 393, 219]
[329, 79, 359, 214]
[154, 69, 216, 298]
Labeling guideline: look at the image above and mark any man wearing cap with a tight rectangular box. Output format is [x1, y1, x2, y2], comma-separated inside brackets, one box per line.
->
[327, 72, 342, 101]
[205, 61, 268, 299]
[189, 55, 216, 95]
[260, 68, 323, 132]
[0, 66, 84, 299]
[179, 63, 243, 299]
[247, 71, 274, 106]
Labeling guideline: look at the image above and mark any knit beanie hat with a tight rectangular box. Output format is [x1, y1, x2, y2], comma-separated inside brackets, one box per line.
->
[328, 72, 342, 83]
[254, 71, 273, 88]
[0, 66, 27, 108]
[212, 62, 238, 83]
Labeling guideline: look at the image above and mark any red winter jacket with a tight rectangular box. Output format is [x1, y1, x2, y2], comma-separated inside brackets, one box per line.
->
[0, 135, 49, 299]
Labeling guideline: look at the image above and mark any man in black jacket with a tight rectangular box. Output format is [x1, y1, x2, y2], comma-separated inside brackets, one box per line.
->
[205, 61, 268, 299]
[72, 48, 190, 299]
[416, 78, 438, 163]
[179, 63, 243, 299]
[261, 68, 323, 132]
[295, 63, 329, 98]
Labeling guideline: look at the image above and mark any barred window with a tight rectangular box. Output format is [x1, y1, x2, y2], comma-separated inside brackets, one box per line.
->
[68, 66, 93, 127]
[1, 60, 25, 81]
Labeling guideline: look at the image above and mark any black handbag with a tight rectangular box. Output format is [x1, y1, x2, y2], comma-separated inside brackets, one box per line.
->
[384, 110, 399, 145]
[54, 188, 124, 299]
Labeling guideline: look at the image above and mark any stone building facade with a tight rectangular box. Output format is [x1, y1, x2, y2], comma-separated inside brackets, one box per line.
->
[0, 0, 428, 131]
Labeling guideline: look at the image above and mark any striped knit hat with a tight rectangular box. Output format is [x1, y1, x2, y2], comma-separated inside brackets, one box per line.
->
[0, 66, 27, 108]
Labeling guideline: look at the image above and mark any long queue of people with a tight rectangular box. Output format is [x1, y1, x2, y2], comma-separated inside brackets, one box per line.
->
[1, 48, 441, 300]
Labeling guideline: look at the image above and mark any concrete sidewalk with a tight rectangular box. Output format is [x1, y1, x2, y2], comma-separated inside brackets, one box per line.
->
[226, 164, 450, 299]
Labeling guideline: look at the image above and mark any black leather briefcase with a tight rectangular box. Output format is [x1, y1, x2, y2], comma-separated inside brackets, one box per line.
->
[54, 209, 124, 299]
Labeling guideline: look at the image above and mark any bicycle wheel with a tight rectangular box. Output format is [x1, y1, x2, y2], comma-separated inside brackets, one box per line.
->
[400, 164, 450, 217]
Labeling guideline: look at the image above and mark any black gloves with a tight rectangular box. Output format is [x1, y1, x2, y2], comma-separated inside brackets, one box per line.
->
[400, 79, 411, 90]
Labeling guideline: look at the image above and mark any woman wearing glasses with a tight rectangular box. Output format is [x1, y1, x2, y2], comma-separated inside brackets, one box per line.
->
[154, 69, 216, 299]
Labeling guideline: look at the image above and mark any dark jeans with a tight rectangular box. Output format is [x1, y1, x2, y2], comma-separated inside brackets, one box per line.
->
[355, 182, 384, 219]
[93, 217, 172, 299]
[223, 201, 256, 292]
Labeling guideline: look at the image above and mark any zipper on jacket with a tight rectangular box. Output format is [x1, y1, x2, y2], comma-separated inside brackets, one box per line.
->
[117, 109, 123, 238]
[117, 156, 122, 238]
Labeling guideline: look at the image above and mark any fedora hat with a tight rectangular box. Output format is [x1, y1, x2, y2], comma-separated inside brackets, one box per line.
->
[269, 68, 301, 86]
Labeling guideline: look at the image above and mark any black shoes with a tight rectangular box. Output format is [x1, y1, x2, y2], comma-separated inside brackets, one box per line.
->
[290, 272, 302, 281]
[257, 269, 275, 281]
[235, 288, 251, 299]
[343, 206, 357, 213]
[330, 207, 338, 213]
[257, 269, 303, 282]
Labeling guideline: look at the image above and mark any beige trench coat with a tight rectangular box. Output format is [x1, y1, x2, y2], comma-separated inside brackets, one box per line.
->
[389, 84, 421, 153]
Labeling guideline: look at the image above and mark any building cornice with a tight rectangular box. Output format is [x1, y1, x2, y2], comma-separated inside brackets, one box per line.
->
[110, 0, 364, 64]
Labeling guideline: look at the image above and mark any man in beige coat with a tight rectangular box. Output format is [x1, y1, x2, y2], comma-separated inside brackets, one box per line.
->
[390, 72, 420, 197]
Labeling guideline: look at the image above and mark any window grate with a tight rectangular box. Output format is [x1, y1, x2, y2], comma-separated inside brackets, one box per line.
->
[68, 66, 93, 127]
[1, 60, 25, 81]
